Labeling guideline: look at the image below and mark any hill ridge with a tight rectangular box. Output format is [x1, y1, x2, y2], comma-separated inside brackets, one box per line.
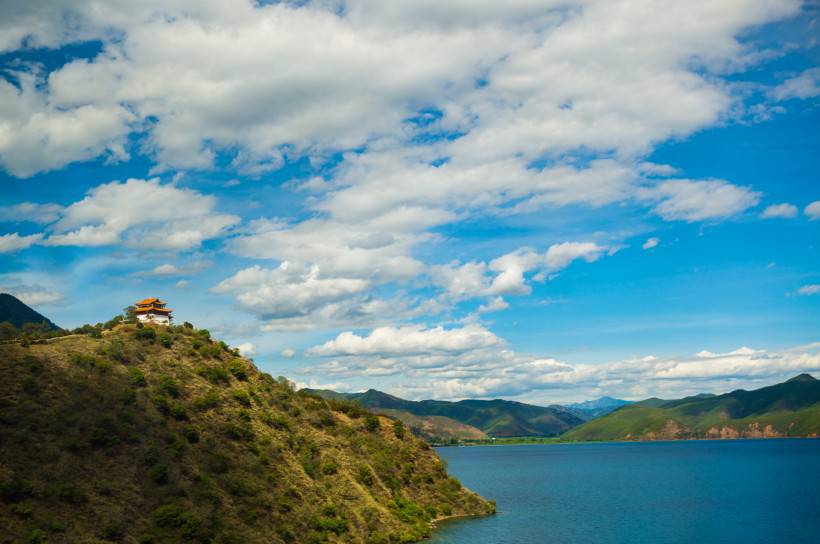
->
[0, 323, 493, 542]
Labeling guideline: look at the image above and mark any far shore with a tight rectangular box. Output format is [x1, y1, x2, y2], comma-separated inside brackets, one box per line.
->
[433, 435, 820, 448]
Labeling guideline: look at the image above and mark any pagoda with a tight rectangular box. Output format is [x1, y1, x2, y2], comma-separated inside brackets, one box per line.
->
[134, 297, 173, 325]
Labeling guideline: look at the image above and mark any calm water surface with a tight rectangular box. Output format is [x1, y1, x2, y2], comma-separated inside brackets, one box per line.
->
[432, 439, 820, 544]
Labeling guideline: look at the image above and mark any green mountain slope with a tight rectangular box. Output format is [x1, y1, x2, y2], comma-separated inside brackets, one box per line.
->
[0, 293, 59, 331]
[0, 325, 493, 543]
[305, 389, 583, 438]
[562, 374, 820, 441]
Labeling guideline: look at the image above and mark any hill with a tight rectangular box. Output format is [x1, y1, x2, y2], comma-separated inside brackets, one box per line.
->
[562, 396, 632, 420]
[562, 374, 820, 441]
[0, 324, 493, 543]
[0, 293, 59, 331]
[304, 389, 583, 439]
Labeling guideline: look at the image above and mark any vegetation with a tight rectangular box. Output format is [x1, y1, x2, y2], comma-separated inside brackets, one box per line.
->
[0, 323, 493, 543]
[561, 374, 820, 441]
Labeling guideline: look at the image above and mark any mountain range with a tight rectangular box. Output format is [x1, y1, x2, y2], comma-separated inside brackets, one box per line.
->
[304, 388, 585, 441]
[563, 374, 820, 441]
[0, 293, 60, 331]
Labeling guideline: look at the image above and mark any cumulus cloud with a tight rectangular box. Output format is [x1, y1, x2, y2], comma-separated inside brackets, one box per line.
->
[0, 203, 63, 224]
[642, 179, 761, 222]
[478, 296, 509, 313]
[0, 276, 63, 306]
[303, 327, 820, 402]
[432, 241, 609, 301]
[308, 324, 503, 357]
[45, 178, 239, 250]
[642, 237, 660, 250]
[0, 232, 42, 253]
[805, 201, 820, 220]
[211, 261, 422, 331]
[770, 68, 820, 101]
[235, 342, 256, 357]
[281, 348, 296, 359]
[761, 203, 798, 219]
[796, 285, 820, 296]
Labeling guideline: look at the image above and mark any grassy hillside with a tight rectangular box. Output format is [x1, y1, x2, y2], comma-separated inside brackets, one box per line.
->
[0, 324, 494, 544]
[562, 374, 820, 441]
[306, 389, 583, 438]
[378, 410, 487, 443]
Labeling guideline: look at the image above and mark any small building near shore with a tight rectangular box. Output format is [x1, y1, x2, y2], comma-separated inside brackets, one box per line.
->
[134, 297, 173, 325]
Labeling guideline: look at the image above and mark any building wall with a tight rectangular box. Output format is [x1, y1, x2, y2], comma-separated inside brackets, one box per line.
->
[136, 313, 171, 325]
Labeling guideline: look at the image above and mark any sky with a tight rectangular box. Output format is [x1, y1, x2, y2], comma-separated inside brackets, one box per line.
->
[1, 0, 819, 403]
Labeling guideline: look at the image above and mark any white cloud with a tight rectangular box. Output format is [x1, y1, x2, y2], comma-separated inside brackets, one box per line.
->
[0, 276, 62, 307]
[432, 241, 608, 301]
[478, 296, 509, 313]
[0, 232, 42, 253]
[303, 327, 820, 402]
[797, 285, 820, 296]
[805, 201, 820, 221]
[642, 179, 761, 222]
[175, 279, 190, 288]
[235, 342, 256, 357]
[642, 237, 660, 250]
[212, 262, 405, 331]
[45, 178, 239, 250]
[281, 348, 296, 359]
[761, 202, 798, 219]
[0, 202, 63, 224]
[771, 68, 820, 101]
[308, 324, 503, 357]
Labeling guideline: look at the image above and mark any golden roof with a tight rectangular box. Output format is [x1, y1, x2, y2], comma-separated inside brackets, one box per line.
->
[135, 307, 172, 314]
[136, 297, 166, 306]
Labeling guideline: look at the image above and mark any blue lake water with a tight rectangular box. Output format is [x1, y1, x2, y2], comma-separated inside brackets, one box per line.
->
[432, 440, 820, 544]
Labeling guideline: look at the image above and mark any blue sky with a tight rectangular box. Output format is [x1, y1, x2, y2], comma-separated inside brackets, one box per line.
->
[1, 0, 818, 402]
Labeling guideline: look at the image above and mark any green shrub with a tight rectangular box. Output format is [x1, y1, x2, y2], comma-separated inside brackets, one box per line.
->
[157, 375, 180, 397]
[134, 328, 157, 342]
[356, 464, 374, 486]
[393, 420, 406, 439]
[227, 359, 248, 380]
[170, 404, 188, 420]
[70, 353, 101, 369]
[153, 394, 171, 415]
[184, 427, 200, 443]
[56, 483, 88, 504]
[193, 391, 221, 411]
[198, 365, 230, 384]
[232, 389, 251, 407]
[151, 463, 169, 484]
[0, 478, 34, 502]
[153, 503, 202, 538]
[129, 367, 147, 386]
[158, 332, 173, 348]
[364, 414, 380, 432]
[27, 529, 47, 544]
[224, 422, 254, 441]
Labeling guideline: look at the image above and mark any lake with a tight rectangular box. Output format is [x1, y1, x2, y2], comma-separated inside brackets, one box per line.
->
[432, 439, 820, 544]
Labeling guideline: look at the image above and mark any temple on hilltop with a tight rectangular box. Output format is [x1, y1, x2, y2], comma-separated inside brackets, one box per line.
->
[134, 297, 173, 325]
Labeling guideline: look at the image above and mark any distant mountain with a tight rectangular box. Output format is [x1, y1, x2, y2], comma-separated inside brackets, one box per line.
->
[562, 374, 820, 441]
[563, 396, 632, 420]
[0, 293, 59, 330]
[304, 388, 584, 438]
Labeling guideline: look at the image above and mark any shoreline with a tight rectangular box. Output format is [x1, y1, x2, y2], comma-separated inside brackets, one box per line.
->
[434, 435, 820, 448]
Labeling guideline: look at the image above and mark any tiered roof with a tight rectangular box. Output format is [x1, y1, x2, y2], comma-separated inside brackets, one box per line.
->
[135, 297, 172, 314]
